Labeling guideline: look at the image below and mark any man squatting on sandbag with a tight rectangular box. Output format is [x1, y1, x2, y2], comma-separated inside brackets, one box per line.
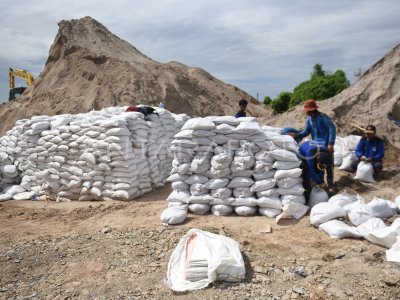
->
[287, 99, 336, 193]
[351, 125, 385, 174]
[298, 140, 333, 202]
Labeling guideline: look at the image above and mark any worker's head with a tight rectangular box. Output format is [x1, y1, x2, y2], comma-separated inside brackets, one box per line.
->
[239, 99, 248, 112]
[316, 151, 331, 171]
[303, 99, 319, 116]
[365, 125, 376, 140]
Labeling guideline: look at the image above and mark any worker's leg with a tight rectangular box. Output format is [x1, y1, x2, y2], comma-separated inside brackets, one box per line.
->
[301, 161, 311, 203]
[373, 160, 383, 171]
[350, 159, 360, 172]
[326, 160, 334, 189]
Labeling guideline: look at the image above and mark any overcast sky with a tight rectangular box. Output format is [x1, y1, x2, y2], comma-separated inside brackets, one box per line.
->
[1, 0, 399, 103]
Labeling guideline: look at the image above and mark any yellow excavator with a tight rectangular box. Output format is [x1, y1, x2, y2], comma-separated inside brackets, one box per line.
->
[9, 68, 35, 101]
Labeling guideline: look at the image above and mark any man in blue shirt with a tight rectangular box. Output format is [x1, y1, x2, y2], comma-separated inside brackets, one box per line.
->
[298, 140, 333, 202]
[290, 99, 336, 192]
[351, 125, 384, 172]
[235, 99, 248, 118]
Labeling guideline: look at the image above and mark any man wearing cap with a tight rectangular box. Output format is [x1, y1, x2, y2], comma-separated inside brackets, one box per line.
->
[290, 99, 336, 192]
[351, 125, 385, 173]
[298, 140, 333, 202]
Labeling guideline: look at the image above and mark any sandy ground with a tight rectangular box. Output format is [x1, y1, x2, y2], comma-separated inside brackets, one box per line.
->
[1, 166, 400, 300]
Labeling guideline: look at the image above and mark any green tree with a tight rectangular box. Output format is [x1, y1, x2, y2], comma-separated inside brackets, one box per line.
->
[290, 64, 349, 108]
[270, 92, 292, 113]
[263, 96, 272, 106]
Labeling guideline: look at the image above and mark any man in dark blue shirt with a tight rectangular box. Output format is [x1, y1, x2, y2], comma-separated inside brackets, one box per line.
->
[298, 140, 333, 202]
[351, 125, 384, 172]
[235, 99, 248, 118]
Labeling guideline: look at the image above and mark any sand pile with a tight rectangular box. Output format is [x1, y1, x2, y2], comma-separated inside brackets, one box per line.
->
[267, 44, 400, 149]
[0, 16, 271, 136]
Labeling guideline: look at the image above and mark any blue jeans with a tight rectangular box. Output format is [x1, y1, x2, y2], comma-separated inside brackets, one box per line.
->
[351, 159, 383, 171]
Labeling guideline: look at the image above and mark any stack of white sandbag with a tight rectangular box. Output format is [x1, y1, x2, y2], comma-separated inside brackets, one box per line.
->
[164, 117, 304, 220]
[335, 135, 362, 169]
[0, 106, 189, 201]
[310, 193, 400, 262]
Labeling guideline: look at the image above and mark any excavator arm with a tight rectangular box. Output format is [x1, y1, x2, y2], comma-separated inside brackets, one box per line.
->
[8, 68, 35, 101]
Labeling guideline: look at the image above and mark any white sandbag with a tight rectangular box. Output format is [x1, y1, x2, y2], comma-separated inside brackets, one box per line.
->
[211, 204, 234, 216]
[0, 193, 13, 201]
[364, 218, 400, 248]
[276, 202, 309, 223]
[386, 236, 400, 262]
[189, 203, 211, 215]
[234, 122, 261, 134]
[233, 197, 257, 207]
[168, 202, 189, 209]
[232, 187, 253, 198]
[281, 194, 306, 206]
[253, 170, 275, 180]
[270, 149, 299, 162]
[161, 207, 188, 225]
[188, 194, 213, 204]
[211, 188, 232, 199]
[255, 150, 275, 163]
[318, 220, 362, 239]
[276, 184, 305, 196]
[333, 152, 343, 167]
[182, 118, 216, 131]
[357, 218, 387, 237]
[171, 181, 190, 192]
[339, 152, 357, 171]
[344, 202, 374, 226]
[209, 197, 235, 206]
[235, 206, 258, 216]
[256, 197, 282, 209]
[256, 189, 280, 198]
[4, 185, 26, 196]
[214, 124, 236, 134]
[0, 164, 18, 178]
[354, 161, 375, 183]
[13, 191, 36, 201]
[259, 207, 282, 218]
[190, 184, 209, 196]
[254, 161, 273, 173]
[274, 168, 302, 180]
[277, 177, 302, 189]
[272, 160, 301, 170]
[250, 178, 276, 192]
[328, 193, 358, 207]
[185, 175, 209, 185]
[345, 135, 362, 151]
[367, 198, 394, 218]
[212, 116, 239, 126]
[168, 190, 191, 203]
[309, 187, 329, 208]
[227, 177, 254, 188]
[166, 228, 245, 291]
[309, 202, 346, 227]
[204, 178, 229, 189]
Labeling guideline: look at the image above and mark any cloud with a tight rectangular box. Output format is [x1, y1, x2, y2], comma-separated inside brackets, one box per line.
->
[0, 0, 399, 102]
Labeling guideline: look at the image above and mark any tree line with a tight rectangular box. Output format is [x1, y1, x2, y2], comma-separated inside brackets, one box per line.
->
[264, 64, 350, 113]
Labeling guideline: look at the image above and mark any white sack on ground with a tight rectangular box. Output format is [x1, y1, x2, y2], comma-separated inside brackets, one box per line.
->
[318, 220, 363, 239]
[328, 193, 358, 207]
[166, 229, 245, 291]
[386, 236, 400, 262]
[354, 161, 375, 183]
[309, 202, 346, 227]
[160, 207, 188, 225]
[309, 187, 329, 208]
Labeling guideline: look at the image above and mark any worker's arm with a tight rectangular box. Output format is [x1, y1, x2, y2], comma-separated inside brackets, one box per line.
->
[373, 140, 385, 161]
[297, 118, 311, 138]
[307, 160, 324, 184]
[354, 139, 364, 159]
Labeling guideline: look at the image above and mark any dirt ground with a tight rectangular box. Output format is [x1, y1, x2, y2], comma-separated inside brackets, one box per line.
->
[1, 163, 400, 300]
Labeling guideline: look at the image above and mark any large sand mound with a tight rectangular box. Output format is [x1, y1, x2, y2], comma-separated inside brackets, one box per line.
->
[267, 44, 400, 149]
[0, 16, 271, 135]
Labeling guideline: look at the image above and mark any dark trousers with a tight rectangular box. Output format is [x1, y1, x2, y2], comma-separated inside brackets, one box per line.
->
[301, 160, 334, 202]
[351, 159, 383, 171]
